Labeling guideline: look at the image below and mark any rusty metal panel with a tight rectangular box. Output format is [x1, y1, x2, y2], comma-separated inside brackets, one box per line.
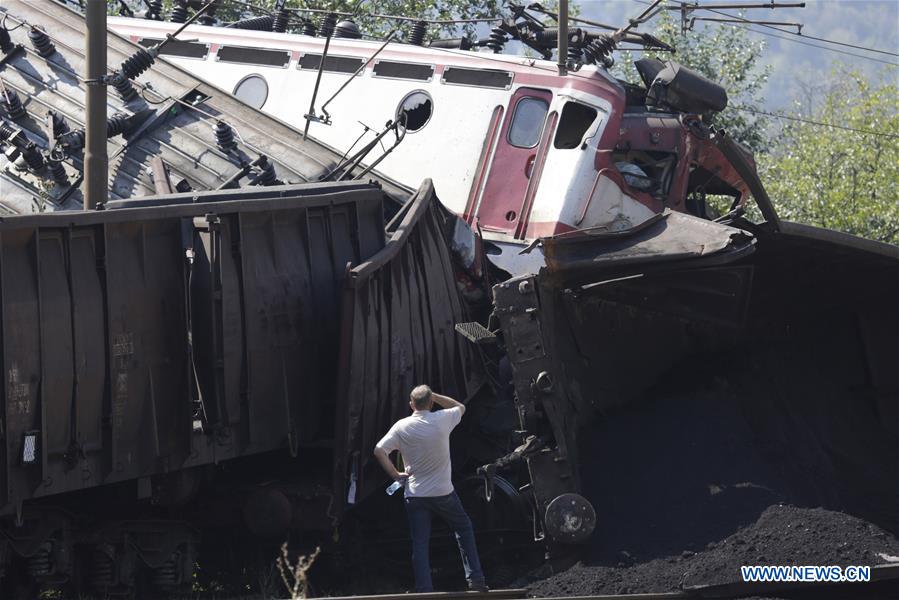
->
[238, 209, 313, 452]
[184, 186, 384, 458]
[105, 219, 191, 480]
[191, 214, 245, 433]
[38, 232, 74, 460]
[34, 229, 109, 496]
[68, 228, 108, 493]
[0, 227, 111, 505]
[0, 182, 387, 516]
[69, 229, 106, 456]
[1, 228, 42, 509]
[332, 180, 484, 513]
[233, 201, 372, 453]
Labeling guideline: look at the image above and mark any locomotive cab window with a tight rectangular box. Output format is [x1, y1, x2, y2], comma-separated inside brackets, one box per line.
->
[508, 97, 549, 148]
[554, 101, 598, 149]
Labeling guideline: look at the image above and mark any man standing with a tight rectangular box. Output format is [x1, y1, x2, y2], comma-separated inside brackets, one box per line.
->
[373, 385, 487, 592]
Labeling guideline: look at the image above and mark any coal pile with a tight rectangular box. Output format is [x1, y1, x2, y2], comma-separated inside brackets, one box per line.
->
[686, 505, 898, 586]
[528, 505, 899, 597]
[525, 350, 899, 597]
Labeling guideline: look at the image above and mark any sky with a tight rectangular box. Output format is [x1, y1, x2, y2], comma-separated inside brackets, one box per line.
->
[575, 0, 899, 110]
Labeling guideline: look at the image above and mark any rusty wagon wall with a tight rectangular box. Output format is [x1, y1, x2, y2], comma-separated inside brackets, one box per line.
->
[333, 180, 484, 512]
[0, 182, 386, 516]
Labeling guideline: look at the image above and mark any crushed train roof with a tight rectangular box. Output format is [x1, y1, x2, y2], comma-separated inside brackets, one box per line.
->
[0, 0, 408, 214]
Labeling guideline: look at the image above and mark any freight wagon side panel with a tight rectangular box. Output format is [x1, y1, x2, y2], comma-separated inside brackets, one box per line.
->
[0, 183, 387, 516]
[105, 219, 191, 483]
[1, 229, 43, 511]
[333, 180, 484, 514]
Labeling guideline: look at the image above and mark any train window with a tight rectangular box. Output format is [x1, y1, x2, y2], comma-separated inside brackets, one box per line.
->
[233, 74, 268, 109]
[396, 91, 433, 133]
[217, 46, 290, 68]
[298, 54, 366, 73]
[442, 67, 513, 89]
[554, 101, 598, 149]
[508, 97, 549, 148]
[139, 38, 209, 59]
[373, 61, 434, 81]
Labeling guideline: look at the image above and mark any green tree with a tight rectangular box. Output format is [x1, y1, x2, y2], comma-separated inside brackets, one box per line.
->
[109, 1, 499, 38]
[759, 72, 899, 244]
[612, 6, 770, 152]
[182, 0, 504, 41]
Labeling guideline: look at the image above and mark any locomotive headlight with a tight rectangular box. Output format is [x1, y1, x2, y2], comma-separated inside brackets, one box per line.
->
[22, 432, 38, 464]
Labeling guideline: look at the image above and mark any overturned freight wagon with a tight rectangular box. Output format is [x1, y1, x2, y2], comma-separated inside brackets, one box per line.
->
[0, 180, 481, 595]
[482, 213, 899, 548]
[0, 1, 489, 594]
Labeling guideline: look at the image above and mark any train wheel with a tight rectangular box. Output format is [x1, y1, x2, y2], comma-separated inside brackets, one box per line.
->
[455, 474, 540, 584]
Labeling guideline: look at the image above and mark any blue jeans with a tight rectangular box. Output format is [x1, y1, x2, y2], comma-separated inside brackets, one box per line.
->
[404, 491, 485, 592]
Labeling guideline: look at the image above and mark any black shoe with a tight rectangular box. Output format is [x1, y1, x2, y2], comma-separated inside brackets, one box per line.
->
[468, 580, 489, 592]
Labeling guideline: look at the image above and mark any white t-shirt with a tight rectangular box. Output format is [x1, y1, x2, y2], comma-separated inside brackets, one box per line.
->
[375, 406, 463, 498]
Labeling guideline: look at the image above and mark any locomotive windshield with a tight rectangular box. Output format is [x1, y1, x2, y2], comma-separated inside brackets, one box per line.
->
[554, 101, 598, 149]
[508, 97, 549, 148]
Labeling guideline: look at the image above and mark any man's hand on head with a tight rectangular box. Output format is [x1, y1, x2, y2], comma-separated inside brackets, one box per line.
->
[431, 392, 466, 416]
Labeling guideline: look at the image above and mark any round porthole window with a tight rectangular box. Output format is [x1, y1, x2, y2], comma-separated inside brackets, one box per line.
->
[396, 90, 433, 133]
[233, 74, 268, 109]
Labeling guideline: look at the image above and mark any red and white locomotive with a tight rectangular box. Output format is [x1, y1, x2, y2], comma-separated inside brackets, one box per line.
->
[110, 12, 756, 261]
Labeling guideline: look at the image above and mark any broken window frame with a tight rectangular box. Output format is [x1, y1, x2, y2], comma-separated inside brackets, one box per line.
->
[553, 101, 599, 150]
[395, 90, 433, 134]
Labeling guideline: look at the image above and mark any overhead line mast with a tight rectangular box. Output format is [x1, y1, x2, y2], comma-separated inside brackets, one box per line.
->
[83, 0, 106, 210]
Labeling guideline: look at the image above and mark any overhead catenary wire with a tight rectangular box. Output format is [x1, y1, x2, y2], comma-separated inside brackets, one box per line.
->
[367, 14, 502, 25]
[215, 0, 272, 14]
[730, 23, 899, 67]
[629, 0, 899, 67]
[698, 4, 899, 57]
[732, 105, 899, 140]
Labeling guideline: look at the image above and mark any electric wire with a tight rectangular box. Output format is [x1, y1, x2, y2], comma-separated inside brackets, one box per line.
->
[732, 105, 899, 139]
[699, 5, 898, 57]
[734, 24, 899, 67]
[367, 14, 502, 24]
[630, 0, 899, 67]
[1, 13, 27, 32]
